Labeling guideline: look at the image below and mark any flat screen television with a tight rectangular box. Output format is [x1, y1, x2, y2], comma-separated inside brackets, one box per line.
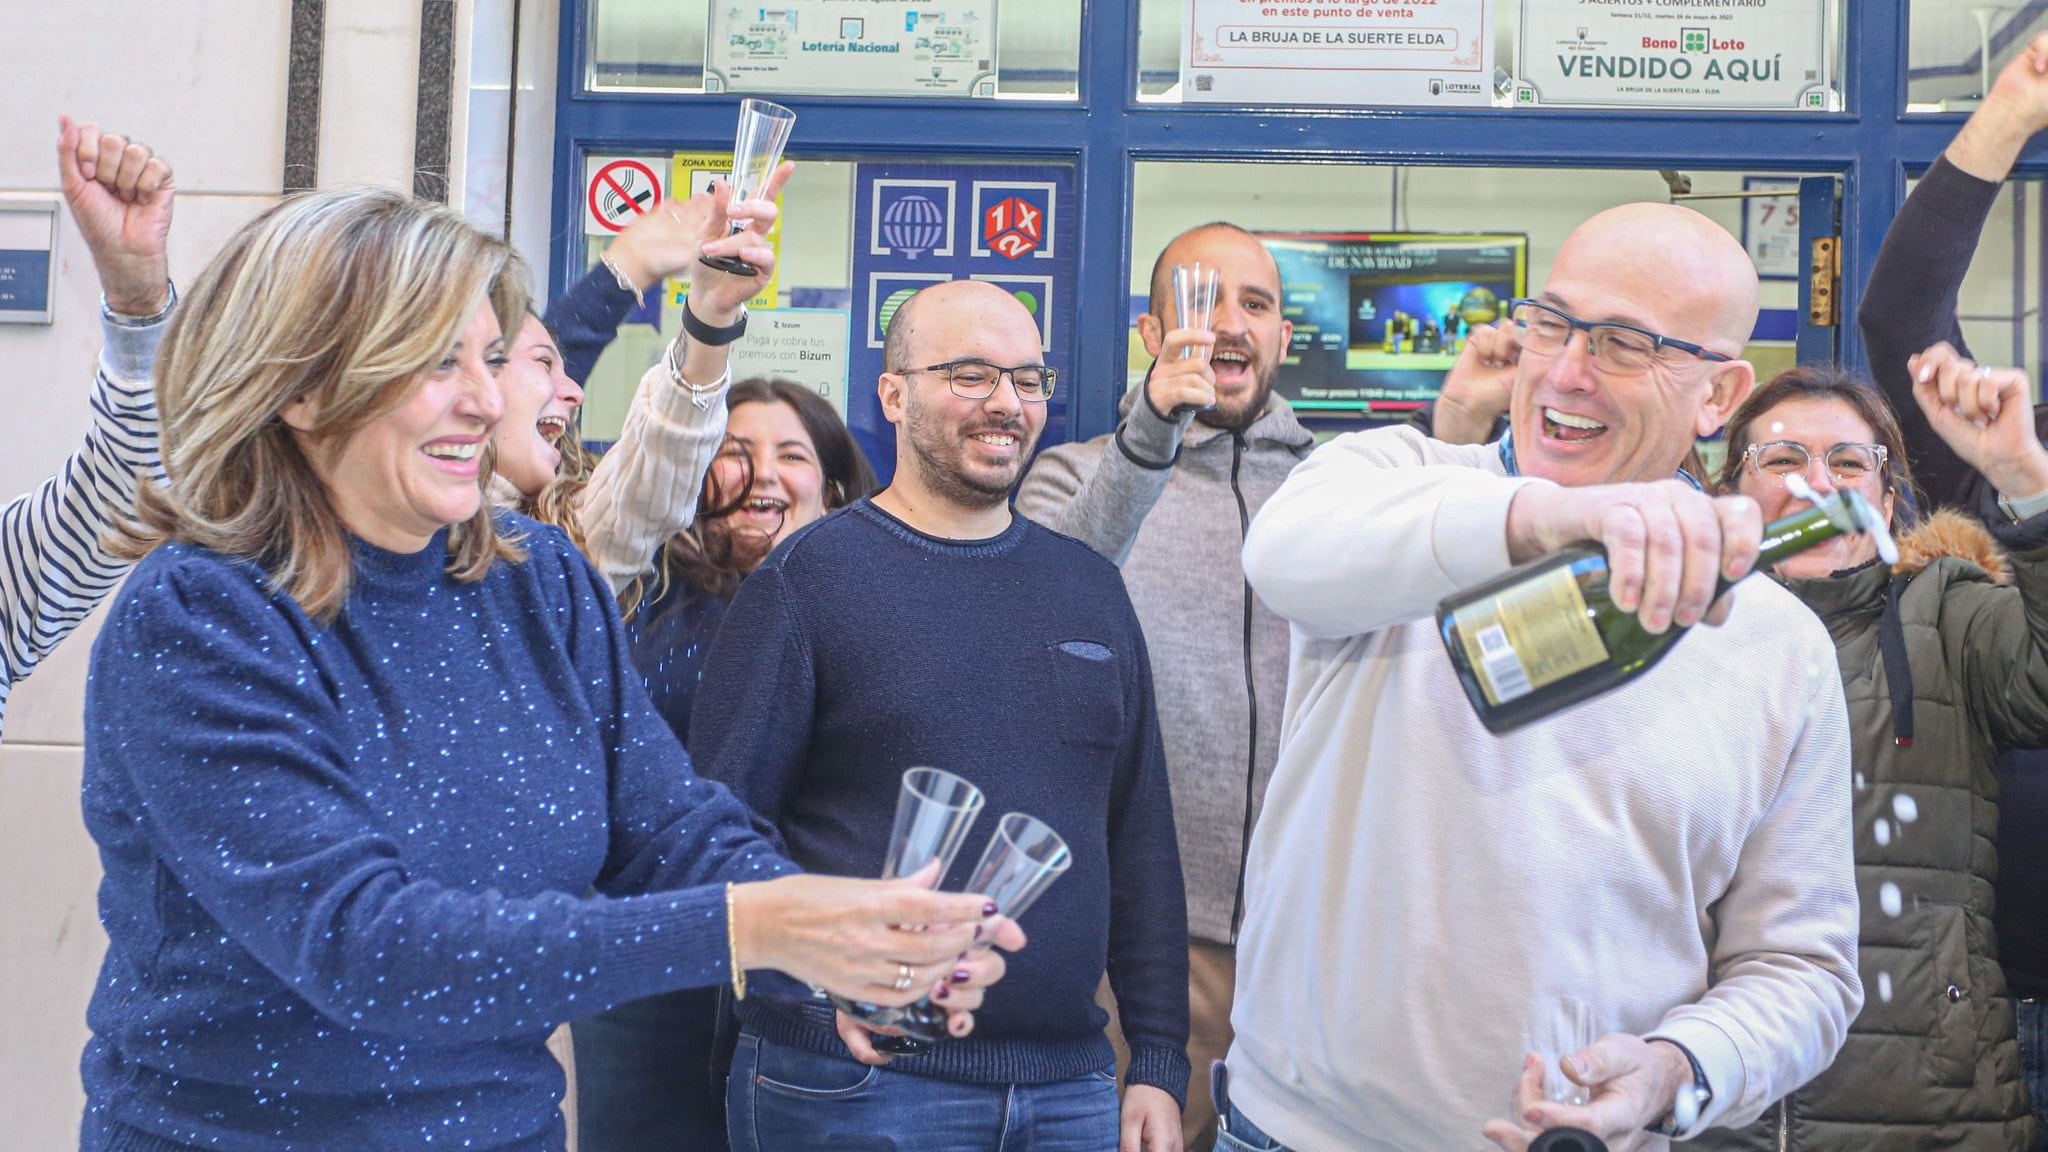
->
[1258, 231, 1529, 416]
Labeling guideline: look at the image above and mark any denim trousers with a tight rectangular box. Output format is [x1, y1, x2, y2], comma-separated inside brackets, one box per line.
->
[571, 985, 733, 1152]
[2021, 998, 2048, 1152]
[725, 1031, 1120, 1152]
[1213, 1102, 1293, 1152]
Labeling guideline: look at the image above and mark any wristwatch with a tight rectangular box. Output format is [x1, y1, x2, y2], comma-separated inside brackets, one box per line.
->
[1645, 1038, 1712, 1139]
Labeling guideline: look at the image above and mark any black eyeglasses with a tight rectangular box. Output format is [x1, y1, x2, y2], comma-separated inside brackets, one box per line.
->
[896, 359, 1057, 403]
[1509, 298, 1734, 375]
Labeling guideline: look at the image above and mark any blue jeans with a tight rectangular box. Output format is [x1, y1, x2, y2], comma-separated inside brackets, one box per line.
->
[726, 1031, 1120, 1151]
[1214, 1102, 1293, 1152]
[2021, 998, 2048, 1152]
[572, 986, 733, 1152]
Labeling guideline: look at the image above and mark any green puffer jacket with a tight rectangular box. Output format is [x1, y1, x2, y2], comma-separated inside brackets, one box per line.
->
[1697, 511, 2047, 1152]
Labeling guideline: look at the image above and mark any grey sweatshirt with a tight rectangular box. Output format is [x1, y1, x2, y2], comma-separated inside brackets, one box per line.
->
[1016, 386, 1313, 944]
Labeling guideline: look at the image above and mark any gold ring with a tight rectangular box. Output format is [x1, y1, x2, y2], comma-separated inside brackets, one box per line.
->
[893, 964, 915, 992]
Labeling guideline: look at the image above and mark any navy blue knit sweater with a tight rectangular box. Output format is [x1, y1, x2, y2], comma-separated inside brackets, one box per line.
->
[80, 518, 790, 1151]
[688, 499, 1192, 1104]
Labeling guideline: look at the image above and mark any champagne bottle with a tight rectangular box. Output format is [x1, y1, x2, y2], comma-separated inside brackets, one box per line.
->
[1437, 483, 1894, 734]
[1529, 1130, 1608, 1152]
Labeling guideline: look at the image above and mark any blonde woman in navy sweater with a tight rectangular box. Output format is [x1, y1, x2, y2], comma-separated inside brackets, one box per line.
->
[77, 187, 1021, 1152]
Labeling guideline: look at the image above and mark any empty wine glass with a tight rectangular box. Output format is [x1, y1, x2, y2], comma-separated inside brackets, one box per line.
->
[699, 97, 796, 277]
[866, 813, 1073, 1056]
[827, 769, 984, 1040]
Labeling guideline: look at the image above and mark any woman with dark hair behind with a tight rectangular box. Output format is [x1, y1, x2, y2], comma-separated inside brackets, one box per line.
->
[572, 376, 877, 1151]
[1696, 356, 2048, 1152]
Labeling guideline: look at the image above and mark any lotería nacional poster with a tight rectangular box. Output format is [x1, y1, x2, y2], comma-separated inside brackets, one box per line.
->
[848, 161, 1077, 479]
[706, 0, 998, 98]
[1181, 0, 1492, 107]
[1515, 0, 1832, 111]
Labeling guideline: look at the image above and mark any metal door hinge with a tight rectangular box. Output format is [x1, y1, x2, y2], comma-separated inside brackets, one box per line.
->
[1808, 236, 1840, 327]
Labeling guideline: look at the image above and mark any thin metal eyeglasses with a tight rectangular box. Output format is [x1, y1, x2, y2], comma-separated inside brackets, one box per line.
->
[897, 359, 1057, 403]
[1743, 440, 1889, 486]
[1509, 298, 1734, 375]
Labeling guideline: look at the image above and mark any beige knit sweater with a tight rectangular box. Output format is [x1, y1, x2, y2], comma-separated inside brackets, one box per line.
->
[1231, 425, 1862, 1152]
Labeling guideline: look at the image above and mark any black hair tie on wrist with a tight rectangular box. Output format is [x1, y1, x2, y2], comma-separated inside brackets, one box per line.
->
[682, 300, 748, 347]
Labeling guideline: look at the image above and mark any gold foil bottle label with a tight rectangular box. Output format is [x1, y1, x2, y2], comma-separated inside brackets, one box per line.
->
[1453, 564, 1609, 706]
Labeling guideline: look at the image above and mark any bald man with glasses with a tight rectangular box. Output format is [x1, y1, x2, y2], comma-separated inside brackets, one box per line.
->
[1221, 203, 1860, 1152]
[691, 280, 1189, 1152]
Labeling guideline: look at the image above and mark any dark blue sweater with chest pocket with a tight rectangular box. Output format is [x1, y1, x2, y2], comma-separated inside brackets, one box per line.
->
[688, 497, 1192, 1104]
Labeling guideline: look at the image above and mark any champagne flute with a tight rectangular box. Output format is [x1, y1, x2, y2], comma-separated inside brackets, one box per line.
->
[698, 97, 796, 277]
[1172, 262, 1219, 360]
[827, 768, 984, 1035]
[867, 812, 1073, 1057]
[1526, 994, 1595, 1107]
[1170, 262, 1220, 415]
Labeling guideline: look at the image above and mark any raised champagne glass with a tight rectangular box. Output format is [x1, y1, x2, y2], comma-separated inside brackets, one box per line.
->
[698, 98, 795, 277]
[1170, 262, 1220, 415]
[865, 812, 1073, 1057]
[826, 768, 984, 1039]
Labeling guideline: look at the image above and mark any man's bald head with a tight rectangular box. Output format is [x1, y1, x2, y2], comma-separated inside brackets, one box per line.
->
[1146, 222, 1280, 316]
[882, 278, 1033, 374]
[1552, 202, 1760, 355]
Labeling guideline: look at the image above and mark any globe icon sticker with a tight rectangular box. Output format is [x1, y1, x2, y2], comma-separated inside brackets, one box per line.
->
[881, 193, 947, 259]
[1011, 289, 1039, 316]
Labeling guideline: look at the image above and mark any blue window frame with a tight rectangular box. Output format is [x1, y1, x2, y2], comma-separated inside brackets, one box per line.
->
[552, 0, 2048, 449]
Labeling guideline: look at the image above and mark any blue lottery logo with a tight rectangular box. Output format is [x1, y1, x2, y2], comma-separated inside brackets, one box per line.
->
[881, 194, 947, 259]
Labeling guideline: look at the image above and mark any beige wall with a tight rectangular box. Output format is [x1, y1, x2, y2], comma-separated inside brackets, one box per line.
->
[0, 2, 476, 1143]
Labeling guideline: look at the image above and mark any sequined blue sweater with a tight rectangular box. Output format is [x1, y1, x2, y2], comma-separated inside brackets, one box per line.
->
[689, 499, 1193, 1105]
[79, 517, 791, 1152]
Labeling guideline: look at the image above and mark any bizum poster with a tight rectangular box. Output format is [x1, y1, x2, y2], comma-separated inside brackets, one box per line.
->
[1182, 0, 1491, 106]
[1515, 0, 1832, 110]
[706, 1, 998, 97]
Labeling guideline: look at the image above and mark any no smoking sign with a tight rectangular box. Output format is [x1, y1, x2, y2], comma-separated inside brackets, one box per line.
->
[583, 157, 666, 235]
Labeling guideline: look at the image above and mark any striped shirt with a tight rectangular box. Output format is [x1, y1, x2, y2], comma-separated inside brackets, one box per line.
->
[0, 315, 165, 738]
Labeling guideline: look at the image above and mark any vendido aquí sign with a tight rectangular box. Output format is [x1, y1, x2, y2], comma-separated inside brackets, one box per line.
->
[1515, 0, 1831, 110]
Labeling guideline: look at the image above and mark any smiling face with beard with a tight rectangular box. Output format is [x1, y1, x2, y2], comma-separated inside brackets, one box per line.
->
[879, 281, 1048, 515]
[1143, 224, 1292, 432]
